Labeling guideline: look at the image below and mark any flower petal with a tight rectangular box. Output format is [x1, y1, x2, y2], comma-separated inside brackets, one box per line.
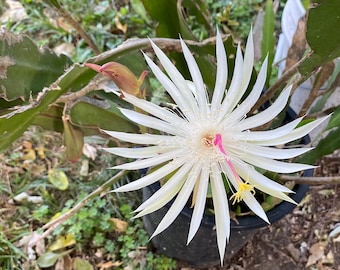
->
[151, 162, 200, 238]
[103, 130, 173, 145]
[112, 148, 184, 170]
[231, 143, 313, 160]
[238, 86, 292, 130]
[240, 154, 315, 173]
[225, 31, 255, 114]
[119, 108, 186, 136]
[211, 30, 228, 113]
[146, 42, 199, 118]
[121, 91, 189, 128]
[242, 192, 269, 223]
[180, 38, 208, 113]
[218, 44, 244, 121]
[225, 57, 267, 124]
[234, 160, 297, 204]
[114, 158, 186, 192]
[187, 166, 209, 244]
[134, 161, 195, 217]
[104, 146, 169, 159]
[255, 116, 330, 146]
[240, 117, 303, 142]
[211, 162, 230, 265]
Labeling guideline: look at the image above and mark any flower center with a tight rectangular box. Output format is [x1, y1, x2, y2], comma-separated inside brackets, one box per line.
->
[201, 133, 215, 148]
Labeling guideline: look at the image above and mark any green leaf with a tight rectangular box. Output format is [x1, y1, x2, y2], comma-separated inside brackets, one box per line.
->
[296, 127, 340, 164]
[0, 88, 67, 152]
[48, 168, 69, 190]
[261, 0, 275, 86]
[70, 101, 138, 134]
[31, 105, 64, 132]
[131, 0, 151, 24]
[37, 252, 61, 268]
[63, 116, 84, 162]
[325, 106, 340, 130]
[299, 0, 340, 76]
[0, 30, 72, 101]
[142, 0, 180, 38]
[37, 250, 73, 268]
[0, 39, 153, 153]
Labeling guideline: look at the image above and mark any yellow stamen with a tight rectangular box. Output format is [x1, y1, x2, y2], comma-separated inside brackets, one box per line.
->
[230, 181, 256, 204]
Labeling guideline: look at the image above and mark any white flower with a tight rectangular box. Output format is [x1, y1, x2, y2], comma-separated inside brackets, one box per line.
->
[103, 31, 328, 263]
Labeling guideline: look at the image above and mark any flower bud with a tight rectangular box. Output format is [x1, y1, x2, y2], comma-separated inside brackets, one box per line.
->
[85, 62, 148, 97]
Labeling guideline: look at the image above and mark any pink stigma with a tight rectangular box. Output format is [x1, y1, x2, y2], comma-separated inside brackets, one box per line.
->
[214, 133, 239, 180]
[213, 133, 227, 156]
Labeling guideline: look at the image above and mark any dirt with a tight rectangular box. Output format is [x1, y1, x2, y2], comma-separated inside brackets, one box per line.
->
[176, 156, 340, 270]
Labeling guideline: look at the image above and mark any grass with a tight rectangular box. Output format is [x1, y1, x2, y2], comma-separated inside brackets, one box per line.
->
[0, 126, 177, 269]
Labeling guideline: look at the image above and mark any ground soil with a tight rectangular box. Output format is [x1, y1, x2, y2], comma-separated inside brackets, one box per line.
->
[176, 156, 340, 270]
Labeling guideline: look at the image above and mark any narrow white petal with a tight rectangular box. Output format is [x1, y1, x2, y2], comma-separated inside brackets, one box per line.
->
[121, 91, 189, 128]
[134, 161, 195, 214]
[112, 148, 184, 170]
[255, 116, 330, 146]
[240, 154, 315, 173]
[241, 117, 303, 142]
[218, 45, 244, 120]
[180, 39, 208, 113]
[103, 130, 173, 145]
[114, 158, 185, 192]
[211, 163, 230, 264]
[242, 192, 269, 223]
[151, 163, 200, 238]
[232, 143, 313, 160]
[104, 146, 168, 159]
[238, 86, 292, 130]
[223, 31, 255, 116]
[211, 30, 228, 112]
[225, 57, 268, 124]
[119, 108, 186, 136]
[187, 166, 210, 244]
[234, 160, 297, 204]
[147, 42, 199, 117]
[234, 160, 294, 193]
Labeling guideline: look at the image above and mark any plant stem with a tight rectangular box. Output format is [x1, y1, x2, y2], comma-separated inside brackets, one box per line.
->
[250, 58, 305, 114]
[56, 76, 108, 103]
[29, 170, 127, 247]
[53, 5, 100, 55]
[280, 175, 340, 185]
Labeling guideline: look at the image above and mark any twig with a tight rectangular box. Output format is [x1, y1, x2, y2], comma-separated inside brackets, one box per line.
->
[56, 76, 109, 103]
[54, 6, 100, 55]
[29, 170, 127, 247]
[250, 58, 305, 114]
[280, 175, 340, 185]
[298, 61, 335, 117]
[88, 35, 226, 64]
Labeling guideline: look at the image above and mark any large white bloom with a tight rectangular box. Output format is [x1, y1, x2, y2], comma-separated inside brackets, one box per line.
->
[103, 31, 327, 263]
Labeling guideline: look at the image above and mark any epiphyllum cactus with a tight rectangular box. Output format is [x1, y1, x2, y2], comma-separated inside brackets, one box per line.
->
[86, 31, 328, 263]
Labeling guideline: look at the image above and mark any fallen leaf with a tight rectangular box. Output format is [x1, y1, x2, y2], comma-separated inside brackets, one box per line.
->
[48, 168, 69, 190]
[73, 257, 93, 270]
[83, 143, 97, 160]
[49, 234, 76, 251]
[0, 0, 27, 23]
[306, 242, 325, 267]
[110, 218, 128, 233]
[97, 260, 122, 269]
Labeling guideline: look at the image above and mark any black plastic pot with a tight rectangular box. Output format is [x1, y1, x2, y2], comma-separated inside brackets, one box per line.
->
[142, 108, 313, 267]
